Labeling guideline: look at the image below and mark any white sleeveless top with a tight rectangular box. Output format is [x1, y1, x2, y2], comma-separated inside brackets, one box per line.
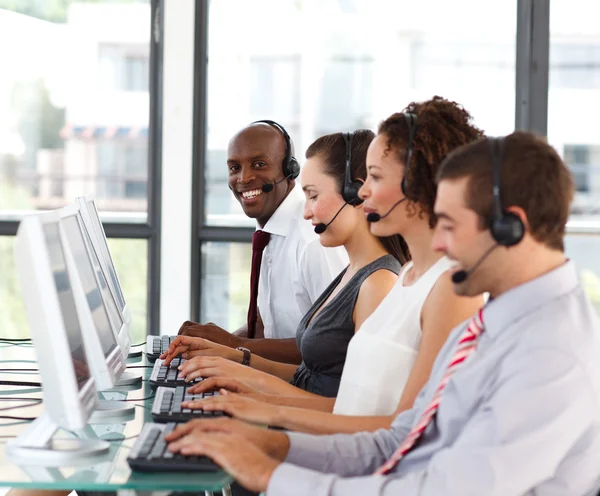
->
[333, 256, 453, 416]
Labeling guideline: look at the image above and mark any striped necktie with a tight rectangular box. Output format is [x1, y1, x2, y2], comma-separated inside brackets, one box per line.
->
[374, 307, 485, 475]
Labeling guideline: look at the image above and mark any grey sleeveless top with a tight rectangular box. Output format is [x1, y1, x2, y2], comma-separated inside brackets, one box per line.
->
[291, 254, 401, 397]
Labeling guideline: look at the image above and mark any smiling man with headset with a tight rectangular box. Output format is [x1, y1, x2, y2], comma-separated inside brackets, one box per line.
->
[166, 131, 600, 496]
[178, 120, 347, 364]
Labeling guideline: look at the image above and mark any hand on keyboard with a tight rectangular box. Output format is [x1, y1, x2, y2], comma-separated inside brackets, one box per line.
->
[177, 320, 244, 349]
[160, 335, 242, 366]
[187, 376, 259, 396]
[177, 356, 286, 395]
[127, 422, 220, 472]
[165, 419, 284, 493]
[181, 390, 279, 425]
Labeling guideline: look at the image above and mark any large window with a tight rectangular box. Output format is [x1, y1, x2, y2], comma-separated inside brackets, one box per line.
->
[0, 0, 156, 338]
[549, 0, 600, 312]
[197, 0, 517, 322]
[203, 0, 517, 228]
[0, 236, 27, 339]
[200, 242, 251, 331]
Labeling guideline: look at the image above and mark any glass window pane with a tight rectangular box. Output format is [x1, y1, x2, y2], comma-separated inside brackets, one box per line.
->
[106, 238, 148, 344]
[565, 235, 600, 317]
[0, 1, 150, 222]
[549, 0, 600, 218]
[0, 236, 28, 339]
[200, 242, 251, 332]
[0, 236, 148, 344]
[204, 0, 517, 226]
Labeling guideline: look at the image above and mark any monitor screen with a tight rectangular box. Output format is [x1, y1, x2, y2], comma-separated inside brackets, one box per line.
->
[61, 214, 120, 359]
[42, 222, 92, 391]
[85, 200, 126, 311]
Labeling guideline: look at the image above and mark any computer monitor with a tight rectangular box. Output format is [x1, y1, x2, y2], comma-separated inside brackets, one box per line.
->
[59, 203, 141, 390]
[76, 195, 135, 356]
[8, 212, 110, 464]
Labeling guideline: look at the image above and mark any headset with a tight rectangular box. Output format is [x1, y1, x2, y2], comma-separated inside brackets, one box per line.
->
[489, 137, 525, 246]
[400, 112, 418, 200]
[341, 132, 364, 206]
[252, 120, 300, 180]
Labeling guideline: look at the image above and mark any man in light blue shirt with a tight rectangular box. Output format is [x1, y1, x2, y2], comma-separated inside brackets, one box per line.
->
[166, 131, 600, 495]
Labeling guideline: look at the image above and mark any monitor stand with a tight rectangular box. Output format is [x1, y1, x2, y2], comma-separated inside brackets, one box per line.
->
[7, 413, 109, 466]
[127, 349, 143, 358]
[88, 399, 135, 423]
[115, 370, 142, 386]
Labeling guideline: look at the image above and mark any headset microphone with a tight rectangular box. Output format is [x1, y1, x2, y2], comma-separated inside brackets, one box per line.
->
[366, 197, 407, 223]
[314, 203, 348, 234]
[262, 173, 294, 193]
[451, 244, 500, 284]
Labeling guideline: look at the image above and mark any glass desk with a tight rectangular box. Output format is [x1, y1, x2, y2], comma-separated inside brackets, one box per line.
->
[0, 344, 233, 494]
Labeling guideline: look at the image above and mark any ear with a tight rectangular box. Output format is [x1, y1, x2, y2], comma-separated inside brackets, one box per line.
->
[505, 205, 529, 231]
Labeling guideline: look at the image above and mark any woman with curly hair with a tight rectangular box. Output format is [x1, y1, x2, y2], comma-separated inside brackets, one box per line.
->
[163, 97, 486, 435]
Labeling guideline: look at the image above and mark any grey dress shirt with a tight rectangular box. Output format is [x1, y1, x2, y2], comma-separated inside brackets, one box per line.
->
[267, 260, 600, 496]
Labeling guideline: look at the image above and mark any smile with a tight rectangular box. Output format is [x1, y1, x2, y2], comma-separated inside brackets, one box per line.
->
[240, 189, 262, 200]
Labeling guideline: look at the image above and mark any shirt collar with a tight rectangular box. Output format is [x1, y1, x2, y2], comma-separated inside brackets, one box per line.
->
[258, 186, 304, 237]
[482, 259, 579, 338]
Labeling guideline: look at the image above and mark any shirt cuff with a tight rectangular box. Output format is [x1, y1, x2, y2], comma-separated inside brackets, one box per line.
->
[267, 463, 336, 496]
[285, 432, 329, 470]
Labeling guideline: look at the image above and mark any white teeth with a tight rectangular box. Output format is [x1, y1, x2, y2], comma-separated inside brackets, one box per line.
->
[242, 190, 262, 199]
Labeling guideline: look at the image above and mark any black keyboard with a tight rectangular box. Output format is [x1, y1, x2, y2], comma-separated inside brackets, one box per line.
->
[146, 335, 176, 361]
[127, 422, 220, 472]
[148, 358, 202, 388]
[151, 386, 226, 422]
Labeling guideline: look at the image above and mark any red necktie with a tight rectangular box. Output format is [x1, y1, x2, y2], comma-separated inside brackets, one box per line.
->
[374, 308, 485, 475]
[247, 230, 271, 339]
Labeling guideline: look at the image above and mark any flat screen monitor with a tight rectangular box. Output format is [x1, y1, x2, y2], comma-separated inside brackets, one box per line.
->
[59, 205, 126, 390]
[76, 195, 132, 356]
[9, 212, 109, 464]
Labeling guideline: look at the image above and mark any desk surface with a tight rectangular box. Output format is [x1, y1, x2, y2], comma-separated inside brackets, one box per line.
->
[0, 343, 233, 492]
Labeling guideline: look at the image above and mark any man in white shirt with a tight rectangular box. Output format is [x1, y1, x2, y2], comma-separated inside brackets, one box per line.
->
[166, 131, 600, 495]
[179, 121, 347, 364]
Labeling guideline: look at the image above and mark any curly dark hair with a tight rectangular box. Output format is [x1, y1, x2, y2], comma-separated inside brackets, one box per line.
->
[378, 96, 485, 227]
[306, 130, 411, 264]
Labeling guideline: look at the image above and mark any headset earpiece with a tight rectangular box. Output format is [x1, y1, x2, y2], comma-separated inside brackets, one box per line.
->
[252, 119, 300, 180]
[341, 132, 364, 206]
[489, 138, 524, 246]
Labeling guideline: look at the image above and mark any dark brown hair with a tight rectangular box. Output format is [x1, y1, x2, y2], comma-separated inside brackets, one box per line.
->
[378, 96, 485, 228]
[306, 130, 411, 264]
[437, 131, 575, 251]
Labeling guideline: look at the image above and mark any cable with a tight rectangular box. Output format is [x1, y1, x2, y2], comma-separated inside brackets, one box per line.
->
[0, 368, 38, 372]
[0, 380, 42, 387]
[104, 433, 140, 443]
[122, 394, 155, 402]
[0, 420, 33, 427]
[0, 396, 43, 401]
[0, 415, 36, 421]
[126, 365, 153, 369]
[131, 341, 146, 347]
[0, 399, 41, 412]
[0, 338, 31, 342]
[0, 360, 37, 364]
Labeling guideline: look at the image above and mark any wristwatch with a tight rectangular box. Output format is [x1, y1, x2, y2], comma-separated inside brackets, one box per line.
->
[236, 347, 251, 366]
